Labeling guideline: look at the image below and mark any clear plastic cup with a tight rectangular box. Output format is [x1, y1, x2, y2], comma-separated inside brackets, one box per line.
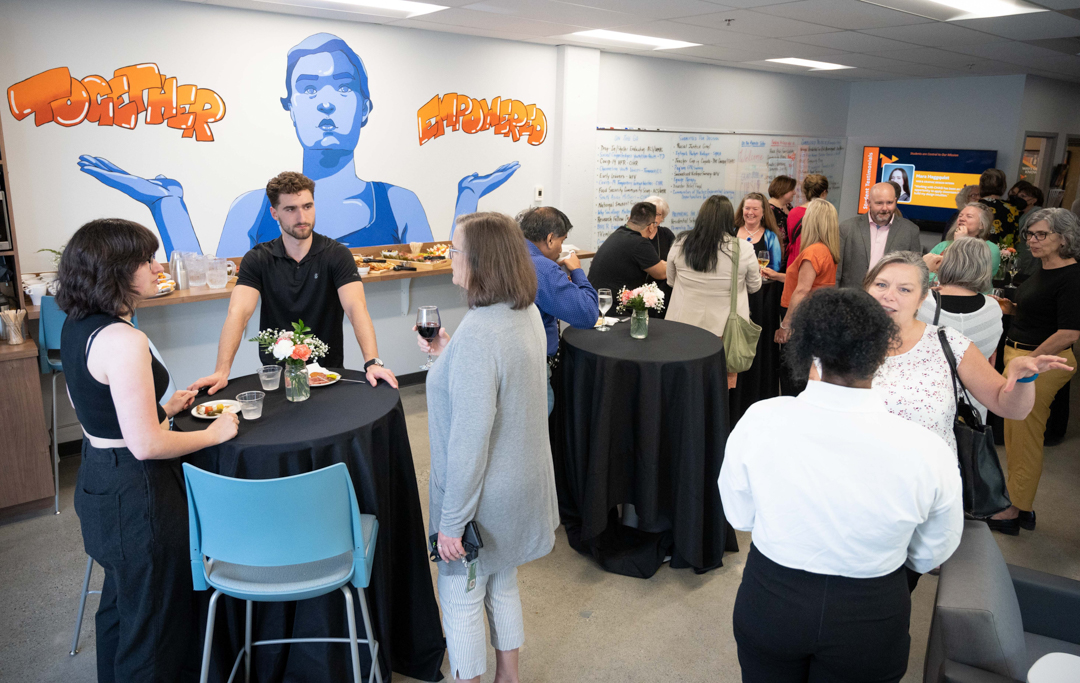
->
[236, 391, 265, 420]
[184, 253, 207, 287]
[206, 257, 228, 289]
[258, 365, 282, 391]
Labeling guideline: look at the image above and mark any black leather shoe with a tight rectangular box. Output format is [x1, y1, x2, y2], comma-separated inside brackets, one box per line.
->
[985, 517, 1020, 536]
[1018, 510, 1036, 531]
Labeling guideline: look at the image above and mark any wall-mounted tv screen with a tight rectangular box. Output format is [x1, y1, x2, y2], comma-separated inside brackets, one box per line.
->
[859, 146, 998, 224]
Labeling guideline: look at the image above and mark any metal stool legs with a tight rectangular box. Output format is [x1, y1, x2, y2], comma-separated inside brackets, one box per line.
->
[198, 587, 382, 683]
[51, 372, 60, 515]
[70, 556, 100, 656]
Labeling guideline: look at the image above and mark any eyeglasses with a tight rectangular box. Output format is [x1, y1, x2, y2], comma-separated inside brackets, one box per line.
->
[448, 248, 465, 260]
[1025, 230, 1053, 242]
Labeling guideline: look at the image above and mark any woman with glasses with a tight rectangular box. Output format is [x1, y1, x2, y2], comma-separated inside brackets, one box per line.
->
[990, 208, 1080, 534]
[57, 219, 239, 682]
[417, 212, 558, 683]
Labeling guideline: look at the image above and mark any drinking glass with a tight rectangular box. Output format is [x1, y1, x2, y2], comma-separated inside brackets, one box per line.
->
[416, 305, 441, 370]
[756, 251, 770, 270]
[206, 257, 228, 289]
[258, 365, 282, 391]
[597, 288, 613, 332]
[184, 253, 207, 287]
[236, 391, 265, 420]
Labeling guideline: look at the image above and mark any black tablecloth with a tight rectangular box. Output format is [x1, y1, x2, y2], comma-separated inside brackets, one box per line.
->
[729, 279, 783, 424]
[174, 370, 444, 682]
[549, 318, 739, 578]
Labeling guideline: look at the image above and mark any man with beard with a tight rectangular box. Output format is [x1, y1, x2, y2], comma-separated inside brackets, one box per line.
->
[191, 171, 397, 394]
[837, 182, 923, 288]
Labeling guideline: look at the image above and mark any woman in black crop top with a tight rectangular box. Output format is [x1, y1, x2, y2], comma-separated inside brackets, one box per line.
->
[57, 219, 238, 683]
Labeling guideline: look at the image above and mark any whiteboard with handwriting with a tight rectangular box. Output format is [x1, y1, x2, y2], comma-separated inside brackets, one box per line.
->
[594, 130, 845, 243]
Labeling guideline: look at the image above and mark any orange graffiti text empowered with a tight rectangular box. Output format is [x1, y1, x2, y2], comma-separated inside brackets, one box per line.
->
[417, 94, 546, 146]
[7, 64, 225, 141]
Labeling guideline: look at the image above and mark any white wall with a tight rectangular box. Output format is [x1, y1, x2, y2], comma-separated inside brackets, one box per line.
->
[1018, 75, 1080, 183]
[840, 75, 1027, 219]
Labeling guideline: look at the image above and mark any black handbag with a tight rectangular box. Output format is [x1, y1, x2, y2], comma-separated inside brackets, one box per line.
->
[935, 321, 1011, 517]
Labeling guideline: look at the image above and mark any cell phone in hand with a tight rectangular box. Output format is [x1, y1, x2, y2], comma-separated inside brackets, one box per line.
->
[428, 521, 484, 563]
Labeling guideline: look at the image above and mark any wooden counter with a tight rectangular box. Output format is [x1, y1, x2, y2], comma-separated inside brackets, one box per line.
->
[0, 338, 54, 513]
[25, 244, 595, 320]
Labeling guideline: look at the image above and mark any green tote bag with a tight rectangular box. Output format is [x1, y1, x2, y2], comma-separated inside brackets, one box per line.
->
[722, 238, 761, 374]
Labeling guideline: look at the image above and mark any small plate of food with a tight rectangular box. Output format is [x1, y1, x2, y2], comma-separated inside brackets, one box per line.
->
[149, 272, 177, 298]
[307, 362, 341, 387]
[191, 400, 241, 419]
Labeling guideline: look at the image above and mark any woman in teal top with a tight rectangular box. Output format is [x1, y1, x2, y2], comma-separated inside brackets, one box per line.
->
[927, 203, 1000, 286]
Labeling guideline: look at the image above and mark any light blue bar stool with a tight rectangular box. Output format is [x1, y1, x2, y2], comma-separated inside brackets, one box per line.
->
[183, 462, 382, 683]
[38, 295, 65, 515]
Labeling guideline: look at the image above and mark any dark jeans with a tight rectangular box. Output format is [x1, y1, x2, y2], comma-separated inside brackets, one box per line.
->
[75, 442, 199, 683]
[734, 545, 911, 683]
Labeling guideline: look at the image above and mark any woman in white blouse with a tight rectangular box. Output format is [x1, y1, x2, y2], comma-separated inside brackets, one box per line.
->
[720, 287, 963, 683]
[862, 251, 1060, 457]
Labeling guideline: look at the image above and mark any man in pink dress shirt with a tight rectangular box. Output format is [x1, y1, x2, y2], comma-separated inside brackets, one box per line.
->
[837, 183, 923, 288]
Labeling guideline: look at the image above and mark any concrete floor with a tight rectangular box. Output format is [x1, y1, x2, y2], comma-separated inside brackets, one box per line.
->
[3, 381, 1080, 683]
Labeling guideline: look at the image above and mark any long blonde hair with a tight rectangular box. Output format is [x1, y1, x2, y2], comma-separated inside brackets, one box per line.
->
[800, 198, 840, 263]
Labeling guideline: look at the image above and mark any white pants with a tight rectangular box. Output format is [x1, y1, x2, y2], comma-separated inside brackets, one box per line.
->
[437, 566, 525, 680]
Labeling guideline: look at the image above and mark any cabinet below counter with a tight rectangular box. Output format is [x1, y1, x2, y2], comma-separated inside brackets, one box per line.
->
[0, 339, 54, 514]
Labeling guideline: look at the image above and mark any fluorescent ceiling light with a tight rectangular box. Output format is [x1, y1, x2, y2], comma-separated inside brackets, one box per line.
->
[767, 58, 854, 71]
[570, 29, 699, 50]
[256, 0, 447, 19]
[926, 0, 1046, 20]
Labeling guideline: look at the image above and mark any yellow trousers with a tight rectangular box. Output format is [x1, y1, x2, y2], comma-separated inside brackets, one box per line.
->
[1002, 346, 1076, 511]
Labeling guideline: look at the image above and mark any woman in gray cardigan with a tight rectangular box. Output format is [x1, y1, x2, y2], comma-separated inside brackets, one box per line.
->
[417, 211, 559, 683]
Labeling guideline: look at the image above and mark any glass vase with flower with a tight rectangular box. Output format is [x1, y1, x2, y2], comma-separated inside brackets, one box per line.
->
[249, 320, 330, 402]
[616, 283, 666, 339]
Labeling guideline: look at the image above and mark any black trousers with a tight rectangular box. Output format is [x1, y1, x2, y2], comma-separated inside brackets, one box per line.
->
[733, 545, 911, 683]
[75, 442, 199, 683]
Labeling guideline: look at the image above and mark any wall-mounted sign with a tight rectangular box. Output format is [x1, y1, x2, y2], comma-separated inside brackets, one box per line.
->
[7, 63, 225, 141]
[417, 94, 546, 146]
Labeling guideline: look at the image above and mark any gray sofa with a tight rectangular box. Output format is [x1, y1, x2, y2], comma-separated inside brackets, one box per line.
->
[924, 521, 1080, 682]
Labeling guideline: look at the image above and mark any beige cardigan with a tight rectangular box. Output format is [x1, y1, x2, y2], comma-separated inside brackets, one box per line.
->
[665, 235, 762, 337]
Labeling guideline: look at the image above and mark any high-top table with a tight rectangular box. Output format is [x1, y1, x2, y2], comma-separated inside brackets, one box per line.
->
[174, 369, 444, 682]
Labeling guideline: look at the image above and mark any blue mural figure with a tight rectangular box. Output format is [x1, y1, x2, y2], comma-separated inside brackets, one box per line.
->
[78, 33, 520, 257]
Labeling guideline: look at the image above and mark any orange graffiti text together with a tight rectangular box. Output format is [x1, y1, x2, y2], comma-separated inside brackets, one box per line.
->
[417, 94, 546, 146]
[7, 64, 225, 141]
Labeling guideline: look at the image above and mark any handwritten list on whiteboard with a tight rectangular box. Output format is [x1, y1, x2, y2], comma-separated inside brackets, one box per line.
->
[595, 130, 845, 243]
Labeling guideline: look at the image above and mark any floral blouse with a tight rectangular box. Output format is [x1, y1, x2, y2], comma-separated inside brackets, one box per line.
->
[980, 197, 1023, 250]
[873, 324, 971, 453]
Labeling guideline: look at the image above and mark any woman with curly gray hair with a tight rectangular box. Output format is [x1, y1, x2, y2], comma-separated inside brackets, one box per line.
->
[991, 208, 1080, 534]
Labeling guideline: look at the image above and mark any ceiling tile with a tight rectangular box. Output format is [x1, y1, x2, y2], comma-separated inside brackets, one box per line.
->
[676, 43, 776, 60]
[705, 0, 804, 7]
[752, 0, 934, 30]
[676, 8, 842, 37]
[953, 40, 1080, 72]
[840, 68, 915, 80]
[786, 29, 917, 51]
[857, 21, 1001, 47]
[605, 20, 763, 45]
[861, 46, 991, 69]
[398, 8, 588, 36]
[952, 11, 1080, 41]
[1027, 0, 1080, 8]
[463, 0, 640, 28]
[390, 18, 538, 40]
[831, 52, 917, 69]
[746, 37, 853, 58]
[867, 61, 963, 77]
[565, 0, 737, 20]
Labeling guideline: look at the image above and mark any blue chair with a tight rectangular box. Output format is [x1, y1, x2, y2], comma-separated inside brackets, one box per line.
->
[38, 295, 65, 515]
[182, 463, 382, 683]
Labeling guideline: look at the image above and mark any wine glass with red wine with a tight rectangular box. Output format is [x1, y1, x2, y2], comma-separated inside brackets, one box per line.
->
[416, 305, 441, 370]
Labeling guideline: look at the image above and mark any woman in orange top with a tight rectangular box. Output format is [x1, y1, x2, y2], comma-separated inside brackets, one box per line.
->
[776, 198, 840, 344]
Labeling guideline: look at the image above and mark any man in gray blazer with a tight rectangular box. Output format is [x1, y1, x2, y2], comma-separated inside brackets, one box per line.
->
[837, 182, 923, 288]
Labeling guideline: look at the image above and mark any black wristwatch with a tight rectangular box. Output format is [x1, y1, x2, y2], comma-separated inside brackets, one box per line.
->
[363, 358, 384, 371]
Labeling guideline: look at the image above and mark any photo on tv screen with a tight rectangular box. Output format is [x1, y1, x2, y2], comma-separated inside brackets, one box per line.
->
[859, 146, 998, 224]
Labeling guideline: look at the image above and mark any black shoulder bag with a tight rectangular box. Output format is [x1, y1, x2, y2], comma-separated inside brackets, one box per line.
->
[935, 314, 1011, 517]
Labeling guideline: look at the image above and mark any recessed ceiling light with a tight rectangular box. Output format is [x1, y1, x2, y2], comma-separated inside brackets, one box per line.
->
[766, 58, 855, 71]
[570, 30, 700, 50]
[255, 0, 448, 19]
[926, 0, 1046, 20]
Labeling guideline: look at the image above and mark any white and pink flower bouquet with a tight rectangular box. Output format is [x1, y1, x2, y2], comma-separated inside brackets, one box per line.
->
[249, 320, 329, 369]
[616, 282, 665, 314]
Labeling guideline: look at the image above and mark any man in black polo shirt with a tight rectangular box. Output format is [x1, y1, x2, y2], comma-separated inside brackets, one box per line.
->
[191, 171, 397, 394]
[588, 202, 667, 296]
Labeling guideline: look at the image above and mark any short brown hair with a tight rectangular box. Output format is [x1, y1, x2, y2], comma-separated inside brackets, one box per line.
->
[802, 174, 829, 200]
[979, 169, 1006, 197]
[56, 218, 159, 320]
[458, 212, 537, 310]
[768, 175, 796, 199]
[266, 171, 316, 208]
